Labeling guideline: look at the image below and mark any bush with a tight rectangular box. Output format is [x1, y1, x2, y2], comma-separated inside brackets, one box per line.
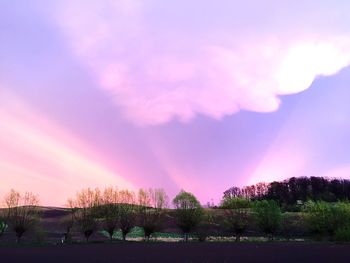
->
[303, 201, 350, 239]
[0, 221, 7, 237]
[280, 212, 306, 240]
[335, 226, 350, 242]
[195, 212, 216, 242]
[221, 197, 251, 209]
[253, 200, 282, 240]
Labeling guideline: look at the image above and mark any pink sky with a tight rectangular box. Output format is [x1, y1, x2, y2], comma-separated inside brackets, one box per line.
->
[1, 0, 350, 206]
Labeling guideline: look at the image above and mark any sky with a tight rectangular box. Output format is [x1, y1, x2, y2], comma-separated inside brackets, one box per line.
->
[1, 0, 350, 206]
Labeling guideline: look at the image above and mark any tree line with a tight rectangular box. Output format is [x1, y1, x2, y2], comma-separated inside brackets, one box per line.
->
[1, 176, 350, 244]
[223, 176, 350, 205]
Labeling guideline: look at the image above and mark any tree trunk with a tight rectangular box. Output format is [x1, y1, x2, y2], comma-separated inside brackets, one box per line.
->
[16, 235, 21, 244]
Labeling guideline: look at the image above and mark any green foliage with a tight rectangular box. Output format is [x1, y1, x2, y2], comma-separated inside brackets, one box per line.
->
[253, 200, 282, 239]
[334, 226, 350, 242]
[0, 221, 7, 237]
[303, 201, 350, 238]
[173, 191, 204, 241]
[196, 212, 216, 242]
[221, 198, 250, 242]
[280, 212, 305, 240]
[224, 208, 249, 242]
[221, 197, 251, 209]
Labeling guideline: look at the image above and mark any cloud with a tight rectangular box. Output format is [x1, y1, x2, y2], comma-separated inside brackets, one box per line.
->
[0, 91, 134, 206]
[54, 0, 350, 125]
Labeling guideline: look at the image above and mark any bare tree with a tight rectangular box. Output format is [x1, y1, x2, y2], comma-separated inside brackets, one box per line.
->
[71, 188, 100, 242]
[60, 198, 77, 244]
[118, 190, 136, 241]
[5, 190, 40, 243]
[138, 188, 168, 241]
[100, 187, 120, 241]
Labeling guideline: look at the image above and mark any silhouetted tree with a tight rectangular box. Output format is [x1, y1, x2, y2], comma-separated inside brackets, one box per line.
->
[196, 211, 216, 242]
[173, 190, 203, 242]
[223, 187, 242, 199]
[222, 198, 250, 242]
[138, 188, 168, 241]
[71, 188, 100, 242]
[253, 200, 281, 240]
[5, 190, 40, 243]
[118, 190, 136, 241]
[99, 187, 120, 241]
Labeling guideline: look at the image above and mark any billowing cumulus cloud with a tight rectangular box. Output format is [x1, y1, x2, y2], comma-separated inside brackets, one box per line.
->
[54, 0, 350, 125]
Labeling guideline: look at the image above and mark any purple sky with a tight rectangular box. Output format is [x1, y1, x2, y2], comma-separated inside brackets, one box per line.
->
[1, 0, 350, 206]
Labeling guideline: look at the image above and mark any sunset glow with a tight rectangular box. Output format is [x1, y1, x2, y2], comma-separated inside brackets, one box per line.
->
[1, 0, 350, 206]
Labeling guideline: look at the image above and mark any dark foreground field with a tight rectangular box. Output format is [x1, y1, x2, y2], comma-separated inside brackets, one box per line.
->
[1, 242, 350, 263]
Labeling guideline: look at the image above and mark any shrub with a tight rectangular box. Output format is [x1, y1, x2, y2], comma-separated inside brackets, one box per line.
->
[280, 212, 306, 240]
[253, 200, 282, 240]
[196, 212, 216, 242]
[0, 221, 7, 237]
[335, 226, 350, 242]
[221, 197, 251, 209]
[303, 201, 350, 239]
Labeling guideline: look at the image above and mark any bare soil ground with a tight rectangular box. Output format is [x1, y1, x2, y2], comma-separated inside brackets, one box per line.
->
[1, 242, 350, 263]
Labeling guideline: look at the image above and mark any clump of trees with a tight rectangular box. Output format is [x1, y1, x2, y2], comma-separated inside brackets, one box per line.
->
[303, 201, 350, 240]
[224, 176, 350, 207]
[173, 190, 203, 242]
[3, 190, 40, 243]
[5, 176, 350, 245]
[68, 188, 138, 242]
[66, 187, 170, 242]
[223, 183, 269, 200]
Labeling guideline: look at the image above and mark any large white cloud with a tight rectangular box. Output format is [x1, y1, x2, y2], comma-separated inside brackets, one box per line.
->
[54, 0, 350, 125]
